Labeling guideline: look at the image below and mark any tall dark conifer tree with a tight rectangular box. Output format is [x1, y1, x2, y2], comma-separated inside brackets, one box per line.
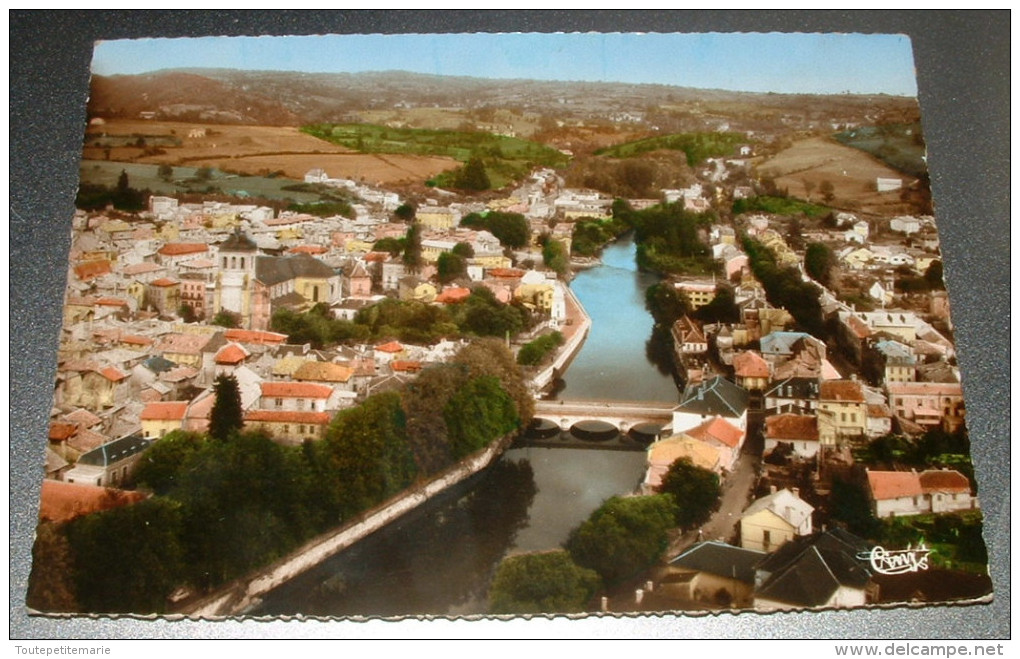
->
[209, 374, 244, 441]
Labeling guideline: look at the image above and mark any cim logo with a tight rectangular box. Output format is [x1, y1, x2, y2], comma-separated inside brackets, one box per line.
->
[858, 542, 932, 575]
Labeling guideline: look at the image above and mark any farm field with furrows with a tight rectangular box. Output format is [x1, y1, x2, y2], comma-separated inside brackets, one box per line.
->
[754, 136, 921, 217]
[82, 119, 460, 185]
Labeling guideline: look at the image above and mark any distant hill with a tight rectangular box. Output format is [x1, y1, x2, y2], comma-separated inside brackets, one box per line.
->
[87, 68, 921, 132]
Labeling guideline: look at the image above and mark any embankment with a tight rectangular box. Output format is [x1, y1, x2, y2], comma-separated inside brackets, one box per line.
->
[531, 284, 591, 393]
[177, 431, 518, 619]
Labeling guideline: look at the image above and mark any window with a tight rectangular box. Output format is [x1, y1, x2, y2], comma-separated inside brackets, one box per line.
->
[297, 399, 305, 410]
[275, 398, 283, 408]
[298, 425, 306, 434]
[283, 425, 290, 434]
[762, 530, 771, 550]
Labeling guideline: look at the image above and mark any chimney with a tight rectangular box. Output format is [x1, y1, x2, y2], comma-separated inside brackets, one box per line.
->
[770, 485, 777, 494]
[792, 487, 800, 498]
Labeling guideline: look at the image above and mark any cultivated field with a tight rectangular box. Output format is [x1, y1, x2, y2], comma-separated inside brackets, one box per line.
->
[753, 136, 922, 217]
[82, 120, 460, 185]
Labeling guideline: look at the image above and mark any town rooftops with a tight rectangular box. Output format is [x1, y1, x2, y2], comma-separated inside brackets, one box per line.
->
[215, 343, 249, 365]
[224, 329, 288, 345]
[73, 260, 113, 281]
[867, 469, 923, 500]
[256, 253, 337, 287]
[37, 480, 147, 524]
[885, 382, 963, 397]
[156, 333, 211, 355]
[760, 331, 816, 356]
[293, 361, 354, 383]
[678, 376, 749, 419]
[670, 541, 766, 584]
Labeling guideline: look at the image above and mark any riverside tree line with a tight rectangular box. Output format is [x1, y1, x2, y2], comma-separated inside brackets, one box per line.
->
[28, 339, 532, 614]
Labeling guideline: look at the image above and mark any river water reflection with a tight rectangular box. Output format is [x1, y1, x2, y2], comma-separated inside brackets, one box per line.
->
[254, 236, 673, 618]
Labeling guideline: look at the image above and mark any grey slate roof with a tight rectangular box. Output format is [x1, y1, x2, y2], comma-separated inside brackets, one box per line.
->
[670, 541, 766, 584]
[765, 377, 821, 400]
[678, 376, 749, 418]
[256, 254, 338, 287]
[76, 434, 152, 468]
[754, 529, 873, 607]
[219, 229, 259, 252]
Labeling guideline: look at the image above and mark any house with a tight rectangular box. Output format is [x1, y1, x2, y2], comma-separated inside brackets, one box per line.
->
[139, 401, 189, 439]
[57, 361, 130, 410]
[674, 280, 717, 310]
[644, 437, 723, 491]
[817, 379, 869, 445]
[664, 542, 766, 608]
[671, 316, 707, 356]
[682, 415, 746, 472]
[732, 350, 770, 391]
[753, 529, 875, 611]
[764, 413, 821, 458]
[259, 381, 334, 413]
[886, 381, 966, 433]
[740, 487, 814, 552]
[866, 469, 927, 518]
[242, 409, 332, 446]
[63, 434, 152, 488]
[919, 469, 979, 514]
[873, 339, 917, 384]
[672, 376, 749, 435]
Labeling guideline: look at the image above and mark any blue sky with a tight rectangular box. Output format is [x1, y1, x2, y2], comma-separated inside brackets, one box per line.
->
[91, 32, 918, 96]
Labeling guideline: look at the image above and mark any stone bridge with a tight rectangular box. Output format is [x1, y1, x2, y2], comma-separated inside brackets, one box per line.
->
[532, 398, 676, 437]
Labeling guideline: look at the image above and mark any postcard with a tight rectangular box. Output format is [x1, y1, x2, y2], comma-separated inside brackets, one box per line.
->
[25, 31, 993, 621]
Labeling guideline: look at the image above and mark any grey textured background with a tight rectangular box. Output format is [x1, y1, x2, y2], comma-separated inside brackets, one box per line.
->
[10, 10, 1010, 639]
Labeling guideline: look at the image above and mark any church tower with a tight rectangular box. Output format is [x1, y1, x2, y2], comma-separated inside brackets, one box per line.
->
[214, 228, 258, 327]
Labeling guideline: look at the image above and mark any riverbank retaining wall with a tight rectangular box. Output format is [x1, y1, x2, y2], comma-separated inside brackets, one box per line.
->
[178, 431, 519, 619]
[532, 284, 591, 392]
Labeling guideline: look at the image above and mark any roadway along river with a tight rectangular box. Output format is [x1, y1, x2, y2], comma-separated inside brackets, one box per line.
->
[253, 235, 679, 618]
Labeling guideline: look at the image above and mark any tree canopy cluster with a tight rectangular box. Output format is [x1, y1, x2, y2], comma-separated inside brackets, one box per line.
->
[34, 341, 532, 614]
[270, 287, 534, 349]
[516, 331, 564, 367]
[459, 210, 530, 249]
[75, 170, 147, 212]
[615, 202, 717, 275]
[742, 235, 826, 337]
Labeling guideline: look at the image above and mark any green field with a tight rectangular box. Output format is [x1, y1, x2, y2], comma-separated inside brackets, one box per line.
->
[301, 123, 570, 189]
[732, 195, 830, 218]
[79, 161, 323, 203]
[595, 131, 747, 166]
[834, 123, 928, 178]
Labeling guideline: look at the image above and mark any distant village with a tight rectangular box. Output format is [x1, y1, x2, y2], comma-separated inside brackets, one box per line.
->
[41, 121, 985, 614]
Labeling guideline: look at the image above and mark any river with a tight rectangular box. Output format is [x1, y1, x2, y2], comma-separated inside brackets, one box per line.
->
[253, 236, 677, 618]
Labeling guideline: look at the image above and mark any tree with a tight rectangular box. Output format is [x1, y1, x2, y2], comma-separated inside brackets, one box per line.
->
[488, 551, 601, 614]
[157, 163, 174, 182]
[924, 259, 946, 290]
[655, 457, 722, 530]
[443, 375, 519, 459]
[402, 222, 424, 273]
[195, 166, 213, 181]
[436, 251, 466, 284]
[394, 203, 416, 223]
[565, 495, 676, 585]
[209, 375, 244, 441]
[65, 498, 186, 613]
[178, 303, 197, 324]
[541, 237, 569, 277]
[211, 309, 240, 328]
[454, 157, 491, 191]
[645, 282, 688, 328]
[805, 242, 837, 288]
[820, 180, 836, 204]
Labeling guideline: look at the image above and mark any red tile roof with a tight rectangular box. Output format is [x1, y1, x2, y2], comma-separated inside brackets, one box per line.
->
[733, 350, 770, 378]
[38, 480, 147, 523]
[215, 343, 249, 365]
[375, 341, 405, 353]
[261, 381, 333, 398]
[685, 416, 745, 449]
[100, 366, 128, 382]
[140, 401, 189, 421]
[74, 260, 113, 281]
[436, 287, 472, 304]
[867, 470, 923, 500]
[918, 469, 971, 493]
[392, 360, 423, 373]
[158, 243, 208, 256]
[293, 361, 354, 383]
[244, 410, 332, 425]
[487, 268, 526, 279]
[765, 414, 819, 441]
[95, 297, 130, 307]
[820, 379, 866, 403]
[119, 334, 153, 346]
[49, 422, 77, 442]
[288, 245, 329, 255]
[224, 329, 288, 345]
[150, 278, 180, 287]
